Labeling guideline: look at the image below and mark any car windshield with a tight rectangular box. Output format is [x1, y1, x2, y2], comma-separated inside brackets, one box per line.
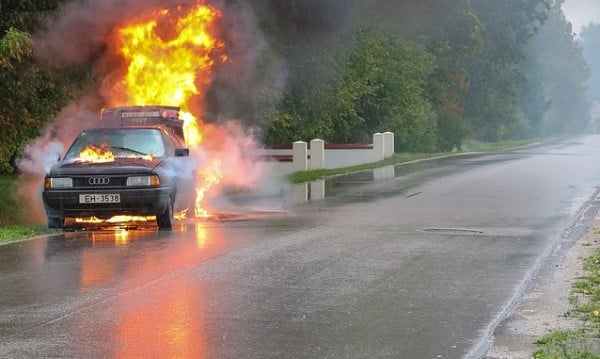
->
[64, 128, 167, 161]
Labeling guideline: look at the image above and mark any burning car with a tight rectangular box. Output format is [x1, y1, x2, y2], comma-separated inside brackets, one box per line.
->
[42, 106, 193, 230]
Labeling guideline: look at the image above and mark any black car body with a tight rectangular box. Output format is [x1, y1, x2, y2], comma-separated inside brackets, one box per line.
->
[42, 106, 193, 230]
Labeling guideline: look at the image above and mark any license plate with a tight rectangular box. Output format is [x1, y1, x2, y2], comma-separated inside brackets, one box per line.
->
[79, 194, 121, 204]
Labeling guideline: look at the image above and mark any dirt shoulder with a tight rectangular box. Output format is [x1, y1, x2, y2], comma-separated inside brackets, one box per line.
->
[485, 219, 600, 358]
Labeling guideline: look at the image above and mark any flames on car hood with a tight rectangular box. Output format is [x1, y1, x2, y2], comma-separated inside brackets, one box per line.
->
[75, 144, 155, 163]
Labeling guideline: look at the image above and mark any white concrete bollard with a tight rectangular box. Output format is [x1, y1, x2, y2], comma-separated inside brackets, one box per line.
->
[292, 183, 308, 203]
[309, 139, 325, 170]
[310, 179, 325, 200]
[373, 133, 385, 162]
[373, 165, 396, 180]
[293, 141, 308, 172]
[383, 132, 394, 158]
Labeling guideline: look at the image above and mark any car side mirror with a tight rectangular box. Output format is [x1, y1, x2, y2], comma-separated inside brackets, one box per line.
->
[175, 148, 190, 157]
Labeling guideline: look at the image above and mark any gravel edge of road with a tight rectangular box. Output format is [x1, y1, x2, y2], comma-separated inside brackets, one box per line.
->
[484, 218, 600, 358]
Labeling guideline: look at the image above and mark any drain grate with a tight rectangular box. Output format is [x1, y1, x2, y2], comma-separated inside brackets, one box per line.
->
[422, 228, 483, 235]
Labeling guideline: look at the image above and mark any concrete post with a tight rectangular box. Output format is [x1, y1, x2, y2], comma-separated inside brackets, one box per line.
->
[309, 139, 325, 170]
[293, 141, 308, 172]
[373, 165, 396, 180]
[373, 133, 385, 162]
[293, 183, 308, 203]
[383, 132, 395, 158]
[310, 179, 325, 200]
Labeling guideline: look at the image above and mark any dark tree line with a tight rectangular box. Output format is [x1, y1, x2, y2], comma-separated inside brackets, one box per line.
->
[252, 0, 592, 149]
[0, 0, 595, 173]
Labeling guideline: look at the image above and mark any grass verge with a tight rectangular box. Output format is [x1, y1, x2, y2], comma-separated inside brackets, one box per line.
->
[460, 138, 542, 152]
[288, 152, 448, 183]
[0, 225, 57, 244]
[533, 245, 600, 358]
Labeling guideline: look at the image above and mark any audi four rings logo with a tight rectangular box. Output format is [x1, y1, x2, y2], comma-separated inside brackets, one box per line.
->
[89, 177, 110, 185]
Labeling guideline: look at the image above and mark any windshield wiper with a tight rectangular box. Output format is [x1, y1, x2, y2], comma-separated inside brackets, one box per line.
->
[111, 146, 148, 156]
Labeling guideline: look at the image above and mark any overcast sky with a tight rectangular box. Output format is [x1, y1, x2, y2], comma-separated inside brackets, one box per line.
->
[562, 0, 600, 34]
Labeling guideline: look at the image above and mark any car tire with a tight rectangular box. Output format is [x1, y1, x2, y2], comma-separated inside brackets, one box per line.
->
[47, 216, 63, 229]
[157, 199, 174, 230]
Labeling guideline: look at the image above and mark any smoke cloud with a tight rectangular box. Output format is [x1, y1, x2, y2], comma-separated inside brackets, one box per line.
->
[16, 100, 102, 223]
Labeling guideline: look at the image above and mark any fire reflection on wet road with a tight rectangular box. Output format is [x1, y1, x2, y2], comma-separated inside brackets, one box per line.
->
[77, 227, 218, 359]
[0, 217, 305, 358]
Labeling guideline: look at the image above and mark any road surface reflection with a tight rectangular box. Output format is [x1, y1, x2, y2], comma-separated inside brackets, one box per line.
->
[72, 224, 225, 358]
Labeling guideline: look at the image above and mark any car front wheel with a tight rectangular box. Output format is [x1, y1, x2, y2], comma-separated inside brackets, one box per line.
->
[156, 199, 173, 230]
[47, 216, 64, 229]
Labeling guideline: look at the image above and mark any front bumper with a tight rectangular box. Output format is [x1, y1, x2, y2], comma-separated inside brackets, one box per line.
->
[43, 187, 173, 218]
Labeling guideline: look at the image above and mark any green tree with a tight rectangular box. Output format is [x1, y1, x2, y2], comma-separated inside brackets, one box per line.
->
[0, 27, 32, 67]
[423, 7, 482, 150]
[260, 35, 343, 144]
[326, 29, 438, 152]
[462, 0, 551, 141]
[519, 2, 589, 136]
[0, 26, 36, 173]
[262, 28, 440, 152]
[580, 23, 600, 103]
[0, 0, 87, 173]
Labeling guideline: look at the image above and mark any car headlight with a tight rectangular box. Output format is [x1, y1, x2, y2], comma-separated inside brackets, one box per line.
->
[127, 175, 160, 187]
[44, 177, 73, 189]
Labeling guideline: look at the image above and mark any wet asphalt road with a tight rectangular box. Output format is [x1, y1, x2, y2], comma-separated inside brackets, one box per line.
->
[2, 137, 600, 358]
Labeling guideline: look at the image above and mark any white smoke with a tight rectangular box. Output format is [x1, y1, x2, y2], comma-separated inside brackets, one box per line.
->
[162, 155, 198, 211]
[198, 121, 290, 213]
[16, 100, 100, 223]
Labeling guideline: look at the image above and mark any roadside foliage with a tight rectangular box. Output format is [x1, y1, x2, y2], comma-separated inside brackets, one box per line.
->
[0, 0, 87, 173]
[533, 247, 600, 357]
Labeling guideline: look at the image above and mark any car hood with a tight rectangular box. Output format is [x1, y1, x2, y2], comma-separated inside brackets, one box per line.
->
[48, 157, 163, 176]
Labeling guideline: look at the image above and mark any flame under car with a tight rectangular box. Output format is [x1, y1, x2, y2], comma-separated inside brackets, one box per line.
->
[42, 107, 192, 230]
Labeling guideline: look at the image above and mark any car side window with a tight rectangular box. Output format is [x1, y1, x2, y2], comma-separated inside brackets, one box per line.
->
[160, 131, 177, 156]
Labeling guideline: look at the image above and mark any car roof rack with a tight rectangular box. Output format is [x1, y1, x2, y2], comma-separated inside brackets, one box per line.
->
[101, 106, 182, 126]
[100, 105, 185, 139]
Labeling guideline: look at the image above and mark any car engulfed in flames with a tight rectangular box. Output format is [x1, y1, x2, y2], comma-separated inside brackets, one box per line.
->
[42, 106, 194, 230]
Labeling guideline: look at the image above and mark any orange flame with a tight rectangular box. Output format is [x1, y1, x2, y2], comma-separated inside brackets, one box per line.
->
[107, 1, 225, 219]
[181, 111, 202, 148]
[194, 158, 222, 217]
[116, 4, 222, 106]
[77, 145, 155, 163]
[76, 215, 155, 224]
[78, 145, 115, 163]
